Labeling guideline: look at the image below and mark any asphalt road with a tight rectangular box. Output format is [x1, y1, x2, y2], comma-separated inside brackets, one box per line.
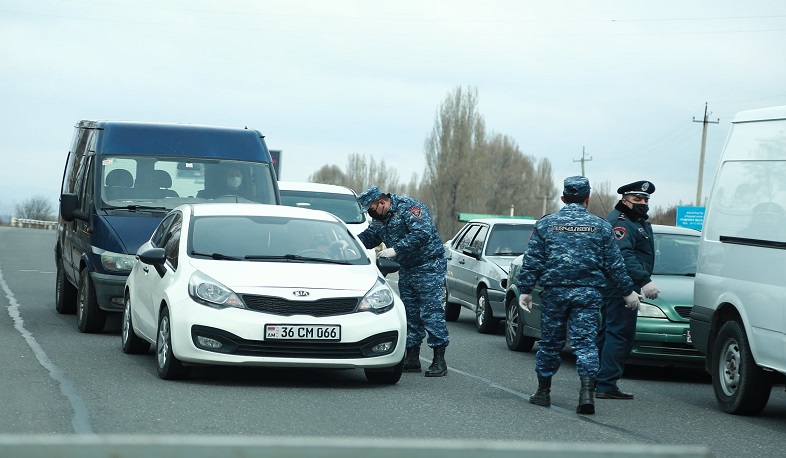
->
[1, 226, 785, 457]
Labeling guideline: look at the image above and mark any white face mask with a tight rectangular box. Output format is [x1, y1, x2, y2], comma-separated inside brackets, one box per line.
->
[227, 177, 242, 189]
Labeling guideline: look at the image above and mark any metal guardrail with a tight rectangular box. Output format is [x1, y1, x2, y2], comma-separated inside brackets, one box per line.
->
[9, 218, 57, 230]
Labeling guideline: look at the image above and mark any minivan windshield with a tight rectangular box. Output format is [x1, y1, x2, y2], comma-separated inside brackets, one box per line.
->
[99, 156, 277, 209]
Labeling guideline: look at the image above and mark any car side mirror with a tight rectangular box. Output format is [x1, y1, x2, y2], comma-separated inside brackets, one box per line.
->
[138, 247, 167, 277]
[376, 257, 400, 277]
[462, 245, 481, 259]
[60, 193, 88, 222]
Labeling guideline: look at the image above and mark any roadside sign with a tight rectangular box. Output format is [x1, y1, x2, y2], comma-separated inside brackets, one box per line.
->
[676, 206, 705, 231]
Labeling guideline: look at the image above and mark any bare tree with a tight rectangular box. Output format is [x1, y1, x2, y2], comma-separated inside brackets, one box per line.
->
[15, 195, 55, 221]
[650, 204, 677, 225]
[308, 165, 346, 186]
[531, 158, 558, 218]
[423, 86, 487, 239]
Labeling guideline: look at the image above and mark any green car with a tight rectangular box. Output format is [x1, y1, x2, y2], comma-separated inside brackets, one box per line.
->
[503, 224, 704, 367]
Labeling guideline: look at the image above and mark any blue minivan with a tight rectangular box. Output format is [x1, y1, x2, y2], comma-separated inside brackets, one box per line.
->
[55, 121, 280, 333]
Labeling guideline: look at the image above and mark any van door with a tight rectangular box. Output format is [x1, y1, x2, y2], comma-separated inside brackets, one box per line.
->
[702, 137, 786, 368]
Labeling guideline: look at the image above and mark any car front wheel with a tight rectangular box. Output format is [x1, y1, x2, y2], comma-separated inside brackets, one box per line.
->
[505, 296, 535, 352]
[475, 288, 499, 334]
[712, 320, 772, 415]
[444, 282, 461, 322]
[365, 361, 403, 384]
[156, 307, 190, 380]
[77, 268, 106, 333]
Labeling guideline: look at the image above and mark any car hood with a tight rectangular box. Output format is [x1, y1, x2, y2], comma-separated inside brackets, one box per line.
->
[101, 215, 163, 254]
[646, 274, 694, 309]
[485, 255, 517, 275]
[189, 259, 380, 295]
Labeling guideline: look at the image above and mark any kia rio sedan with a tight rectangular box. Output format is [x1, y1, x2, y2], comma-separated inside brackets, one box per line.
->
[504, 224, 704, 367]
[122, 203, 406, 384]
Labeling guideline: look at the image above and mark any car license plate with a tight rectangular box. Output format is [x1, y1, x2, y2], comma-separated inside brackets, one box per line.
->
[683, 328, 692, 344]
[265, 324, 340, 341]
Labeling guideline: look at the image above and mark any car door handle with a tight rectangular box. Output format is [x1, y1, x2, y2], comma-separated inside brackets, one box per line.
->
[458, 259, 465, 264]
[143, 266, 149, 273]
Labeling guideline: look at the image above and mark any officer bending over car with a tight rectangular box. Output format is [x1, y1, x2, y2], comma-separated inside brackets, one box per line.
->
[356, 186, 449, 378]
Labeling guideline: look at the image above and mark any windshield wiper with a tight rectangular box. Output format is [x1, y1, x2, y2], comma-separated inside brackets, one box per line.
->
[105, 205, 168, 211]
[190, 251, 242, 261]
[245, 254, 349, 264]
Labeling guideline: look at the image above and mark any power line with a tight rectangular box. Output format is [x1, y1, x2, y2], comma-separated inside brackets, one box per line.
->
[573, 146, 593, 176]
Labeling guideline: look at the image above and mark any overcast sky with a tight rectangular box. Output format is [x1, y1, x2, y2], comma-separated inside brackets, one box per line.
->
[2, 0, 786, 218]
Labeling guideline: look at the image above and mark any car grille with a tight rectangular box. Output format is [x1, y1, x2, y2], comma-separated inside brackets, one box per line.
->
[191, 326, 399, 359]
[635, 342, 702, 357]
[242, 295, 360, 317]
[674, 306, 692, 319]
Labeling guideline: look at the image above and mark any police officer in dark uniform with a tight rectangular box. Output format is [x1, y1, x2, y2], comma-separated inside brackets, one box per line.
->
[517, 176, 640, 415]
[356, 186, 449, 377]
[596, 180, 658, 400]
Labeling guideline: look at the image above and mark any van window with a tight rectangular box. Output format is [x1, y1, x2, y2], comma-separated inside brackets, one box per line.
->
[703, 161, 786, 243]
[99, 156, 277, 209]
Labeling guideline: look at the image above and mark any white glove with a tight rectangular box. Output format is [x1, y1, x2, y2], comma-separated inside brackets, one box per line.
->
[623, 291, 641, 310]
[378, 247, 397, 258]
[641, 281, 659, 299]
[519, 294, 533, 313]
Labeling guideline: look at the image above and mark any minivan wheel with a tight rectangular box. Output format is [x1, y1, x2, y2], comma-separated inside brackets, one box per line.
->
[475, 288, 499, 334]
[77, 268, 106, 333]
[712, 320, 772, 415]
[55, 263, 77, 314]
[156, 307, 190, 380]
[121, 294, 150, 355]
[505, 296, 535, 352]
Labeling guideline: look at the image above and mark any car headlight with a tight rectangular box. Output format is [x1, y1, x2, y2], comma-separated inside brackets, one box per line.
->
[100, 250, 136, 272]
[188, 271, 245, 309]
[637, 302, 667, 319]
[358, 280, 395, 314]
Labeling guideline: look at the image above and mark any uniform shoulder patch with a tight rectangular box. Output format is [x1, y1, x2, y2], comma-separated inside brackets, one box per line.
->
[408, 206, 422, 219]
[613, 226, 627, 240]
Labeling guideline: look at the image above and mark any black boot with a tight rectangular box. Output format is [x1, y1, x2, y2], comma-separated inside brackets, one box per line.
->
[529, 377, 551, 407]
[577, 376, 595, 414]
[424, 346, 447, 377]
[402, 346, 422, 373]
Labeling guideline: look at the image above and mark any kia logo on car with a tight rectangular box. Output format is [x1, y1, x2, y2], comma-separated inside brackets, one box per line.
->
[292, 290, 310, 297]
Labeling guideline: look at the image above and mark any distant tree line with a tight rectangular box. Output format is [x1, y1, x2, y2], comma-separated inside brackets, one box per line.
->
[309, 85, 681, 240]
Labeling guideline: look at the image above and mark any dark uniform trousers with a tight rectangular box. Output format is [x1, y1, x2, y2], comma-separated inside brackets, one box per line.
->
[596, 295, 638, 392]
[397, 257, 449, 349]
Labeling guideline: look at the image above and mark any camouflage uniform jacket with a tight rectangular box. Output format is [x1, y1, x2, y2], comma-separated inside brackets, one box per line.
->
[357, 194, 444, 269]
[517, 203, 634, 295]
[601, 202, 655, 295]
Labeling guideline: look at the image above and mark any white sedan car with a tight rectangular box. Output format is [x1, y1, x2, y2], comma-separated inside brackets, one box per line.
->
[122, 203, 406, 384]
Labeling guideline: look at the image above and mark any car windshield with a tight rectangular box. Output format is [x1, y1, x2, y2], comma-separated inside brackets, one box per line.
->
[653, 233, 700, 276]
[280, 189, 366, 224]
[99, 156, 277, 210]
[484, 224, 533, 256]
[187, 215, 369, 265]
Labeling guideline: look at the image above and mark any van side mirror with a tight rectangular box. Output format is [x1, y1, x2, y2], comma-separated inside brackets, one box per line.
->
[376, 257, 400, 277]
[60, 193, 87, 222]
[138, 248, 167, 277]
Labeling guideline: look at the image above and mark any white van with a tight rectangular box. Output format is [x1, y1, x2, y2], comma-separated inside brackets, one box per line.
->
[691, 105, 786, 415]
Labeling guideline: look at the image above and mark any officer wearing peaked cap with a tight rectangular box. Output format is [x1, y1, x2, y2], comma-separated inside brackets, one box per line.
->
[516, 176, 638, 415]
[596, 180, 657, 400]
[356, 185, 450, 377]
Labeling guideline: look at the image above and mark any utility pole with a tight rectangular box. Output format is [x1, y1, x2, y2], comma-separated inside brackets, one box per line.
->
[573, 146, 592, 176]
[693, 103, 719, 206]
